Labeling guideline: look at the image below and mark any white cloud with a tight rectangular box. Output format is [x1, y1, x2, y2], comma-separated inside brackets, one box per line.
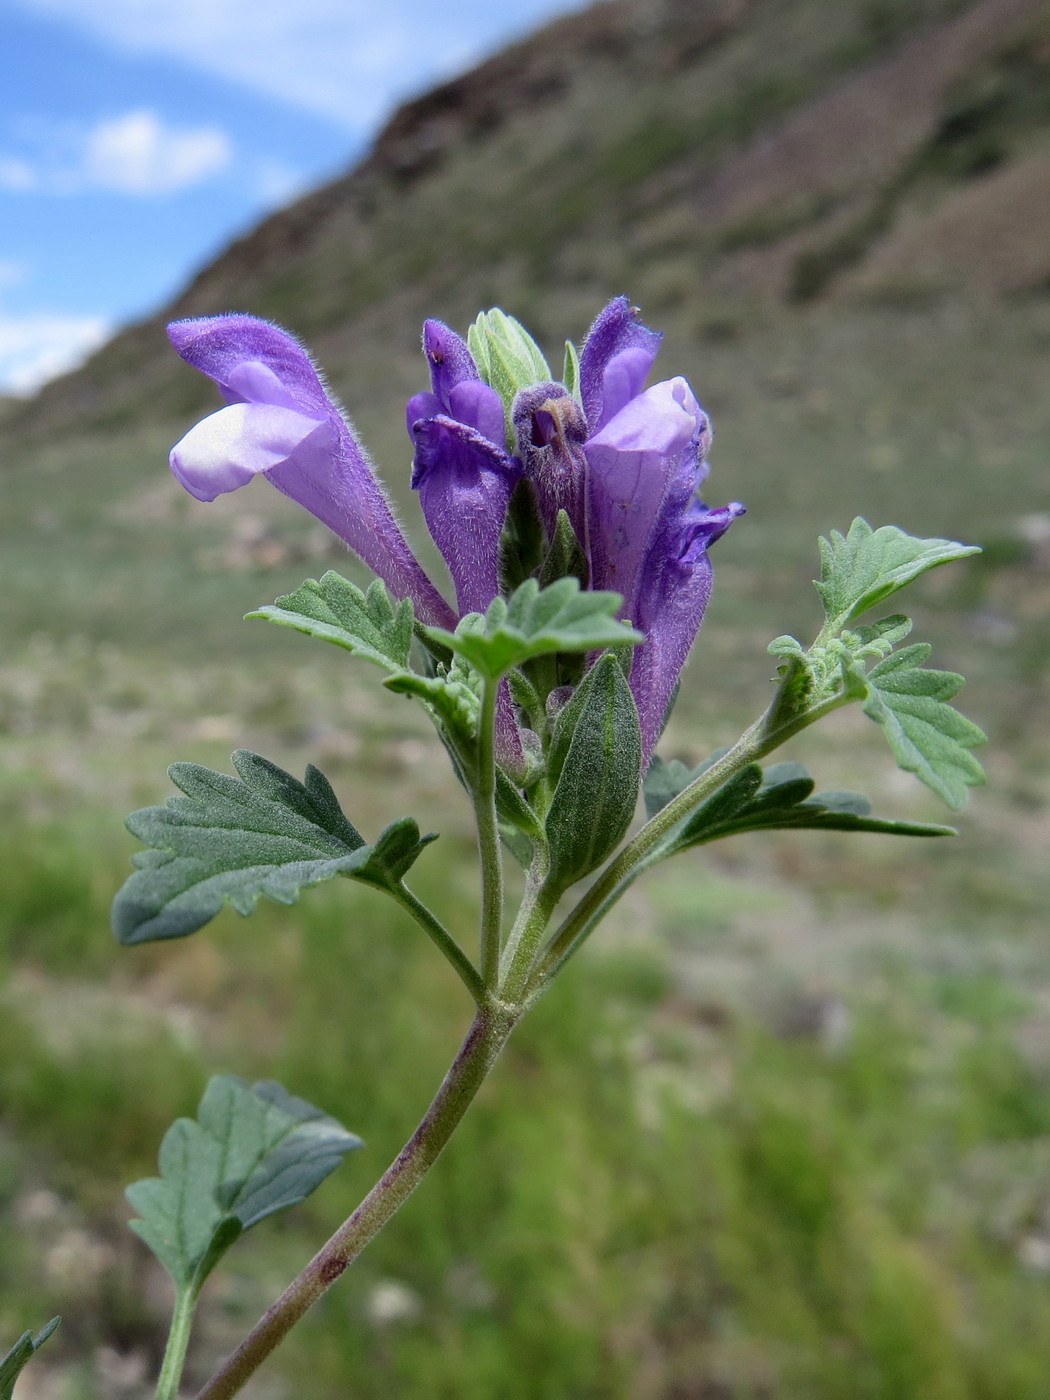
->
[0, 310, 111, 395]
[12, 0, 580, 130]
[0, 156, 38, 192]
[0, 110, 232, 197]
[80, 109, 231, 194]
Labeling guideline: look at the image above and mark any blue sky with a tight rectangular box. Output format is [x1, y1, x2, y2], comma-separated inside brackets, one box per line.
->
[0, 0, 583, 393]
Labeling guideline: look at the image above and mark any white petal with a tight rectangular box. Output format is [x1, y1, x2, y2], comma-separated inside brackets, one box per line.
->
[169, 402, 323, 501]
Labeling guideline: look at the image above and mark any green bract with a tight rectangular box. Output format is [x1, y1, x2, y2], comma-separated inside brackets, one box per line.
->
[248, 572, 414, 673]
[426, 577, 642, 680]
[468, 307, 553, 442]
[544, 654, 643, 892]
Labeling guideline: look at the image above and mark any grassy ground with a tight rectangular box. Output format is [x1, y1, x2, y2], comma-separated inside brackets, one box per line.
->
[1, 295, 1049, 1397]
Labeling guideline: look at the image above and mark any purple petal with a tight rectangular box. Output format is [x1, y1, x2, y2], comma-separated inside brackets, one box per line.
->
[407, 391, 443, 436]
[422, 319, 480, 404]
[584, 377, 709, 621]
[168, 315, 455, 630]
[578, 297, 662, 433]
[596, 347, 660, 430]
[448, 379, 505, 448]
[168, 316, 332, 417]
[170, 403, 327, 501]
[630, 499, 745, 764]
[410, 414, 519, 616]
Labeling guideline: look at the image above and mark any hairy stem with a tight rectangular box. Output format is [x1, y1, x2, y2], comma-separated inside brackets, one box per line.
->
[391, 883, 485, 1003]
[194, 1005, 517, 1400]
[155, 1284, 198, 1400]
[475, 678, 504, 988]
[532, 689, 851, 988]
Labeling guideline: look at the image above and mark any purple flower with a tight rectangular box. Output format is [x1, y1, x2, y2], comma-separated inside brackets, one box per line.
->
[405, 321, 517, 615]
[167, 300, 742, 777]
[168, 315, 455, 630]
[574, 305, 742, 763]
[405, 320, 526, 777]
[628, 498, 744, 761]
[409, 416, 519, 617]
[578, 295, 663, 434]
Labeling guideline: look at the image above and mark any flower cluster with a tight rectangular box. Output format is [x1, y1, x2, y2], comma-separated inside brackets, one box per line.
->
[168, 297, 743, 765]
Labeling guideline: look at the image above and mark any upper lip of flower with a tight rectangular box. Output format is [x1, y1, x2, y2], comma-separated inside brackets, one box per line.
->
[166, 314, 457, 630]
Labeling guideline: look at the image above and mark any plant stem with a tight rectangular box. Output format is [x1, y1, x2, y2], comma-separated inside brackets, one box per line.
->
[474, 677, 504, 988]
[499, 871, 558, 1002]
[155, 1283, 198, 1400]
[531, 690, 851, 988]
[193, 1004, 517, 1400]
[390, 883, 485, 1004]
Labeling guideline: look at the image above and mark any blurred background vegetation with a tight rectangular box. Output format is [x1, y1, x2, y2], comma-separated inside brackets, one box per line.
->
[1, 0, 1049, 1394]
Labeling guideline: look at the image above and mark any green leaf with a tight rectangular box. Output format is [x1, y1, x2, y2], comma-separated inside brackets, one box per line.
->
[126, 1076, 360, 1292]
[499, 477, 546, 596]
[1, 1319, 60, 1400]
[643, 751, 726, 819]
[425, 578, 642, 680]
[860, 645, 986, 809]
[384, 668, 481, 743]
[816, 519, 980, 632]
[341, 817, 438, 893]
[248, 573, 414, 673]
[538, 508, 589, 590]
[545, 655, 643, 891]
[113, 752, 435, 943]
[658, 759, 956, 854]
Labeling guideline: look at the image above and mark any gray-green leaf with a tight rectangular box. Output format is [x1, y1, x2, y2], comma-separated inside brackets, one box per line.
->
[126, 1076, 361, 1292]
[860, 645, 986, 809]
[1, 1319, 59, 1400]
[425, 578, 642, 680]
[545, 654, 642, 891]
[248, 573, 414, 672]
[112, 752, 433, 943]
[652, 758, 955, 855]
[816, 518, 979, 632]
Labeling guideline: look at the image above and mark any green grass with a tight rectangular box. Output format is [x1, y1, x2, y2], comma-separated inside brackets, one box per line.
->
[1, 282, 1049, 1395]
[4, 808, 1050, 1397]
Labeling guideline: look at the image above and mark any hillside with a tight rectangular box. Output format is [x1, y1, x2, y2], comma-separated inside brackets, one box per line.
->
[4, 0, 1050, 444]
[3, 4, 1050, 1394]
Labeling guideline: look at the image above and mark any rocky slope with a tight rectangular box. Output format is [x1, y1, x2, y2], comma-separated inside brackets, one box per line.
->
[5, 0, 1049, 446]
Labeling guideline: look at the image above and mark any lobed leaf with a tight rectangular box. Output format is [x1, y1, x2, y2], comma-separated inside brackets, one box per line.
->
[816, 518, 979, 632]
[248, 573, 414, 673]
[384, 660, 481, 744]
[112, 751, 434, 943]
[126, 1076, 361, 1292]
[0, 1319, 60, 1400]
[648, 757, 955, 857]
[425, 578, 642, 680]
[860, 645, 986, 809]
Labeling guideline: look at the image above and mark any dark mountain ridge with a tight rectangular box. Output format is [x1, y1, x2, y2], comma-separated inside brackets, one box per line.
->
[6, 0, 1049, 448]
